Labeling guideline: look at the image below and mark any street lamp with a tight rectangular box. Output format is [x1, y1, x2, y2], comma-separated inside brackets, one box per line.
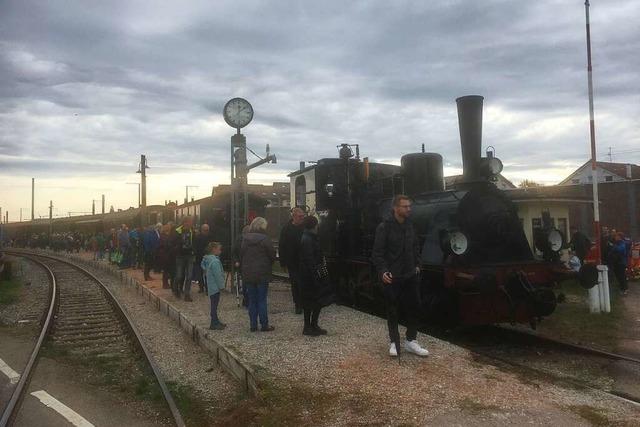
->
[126, 182, 141, 207]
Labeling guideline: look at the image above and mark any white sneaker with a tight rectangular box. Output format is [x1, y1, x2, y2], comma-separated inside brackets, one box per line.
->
[389, 342, 398, 357]
[405, 340, 429, 357]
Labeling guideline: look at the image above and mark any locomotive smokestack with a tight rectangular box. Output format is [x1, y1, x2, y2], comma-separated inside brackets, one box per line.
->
[456, 95, 484, 182]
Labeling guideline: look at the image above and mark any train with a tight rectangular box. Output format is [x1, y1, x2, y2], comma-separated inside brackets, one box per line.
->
[1, 191, 267, 261]
[289, 95, 597, 327]
[0, 204, 173, 247]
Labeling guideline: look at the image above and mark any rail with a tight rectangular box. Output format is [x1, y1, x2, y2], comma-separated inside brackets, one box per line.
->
[0, 254, 56, 427]
[1, 251, 186, 427]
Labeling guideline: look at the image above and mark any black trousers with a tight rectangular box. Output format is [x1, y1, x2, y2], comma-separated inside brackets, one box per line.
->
[304, 306, 321, 328]
[613, 263, 628, 291]
[288, 265, 302, 309]
[383, 275, 421, 343]
[143, 251, 154, 279]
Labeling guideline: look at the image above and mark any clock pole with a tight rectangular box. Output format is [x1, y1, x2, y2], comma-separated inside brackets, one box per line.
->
[224, 97, 276, 306]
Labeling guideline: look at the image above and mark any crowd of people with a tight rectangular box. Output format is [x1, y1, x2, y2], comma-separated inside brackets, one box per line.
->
[278, 199, 430, 356]
[570, 225, 635, 295]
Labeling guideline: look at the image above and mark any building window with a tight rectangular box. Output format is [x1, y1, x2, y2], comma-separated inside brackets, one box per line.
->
[572, 179, 580, 184]
[532, 218, 542, 230]
[295, 176, 306, 208]
[605, 176, 613, 182]
[588, 176, 593, 182]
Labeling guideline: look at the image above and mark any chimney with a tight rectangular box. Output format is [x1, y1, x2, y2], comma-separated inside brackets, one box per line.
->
[456, 95, 484, 182]
[626, 164, 632, 179]
[299, 161, 305, 170]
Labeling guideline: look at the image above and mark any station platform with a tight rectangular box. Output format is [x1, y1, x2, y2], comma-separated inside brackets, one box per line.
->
[69, 252, 639, 425]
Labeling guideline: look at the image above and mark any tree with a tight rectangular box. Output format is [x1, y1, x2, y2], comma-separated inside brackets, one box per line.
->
[518, 179, 543, 188]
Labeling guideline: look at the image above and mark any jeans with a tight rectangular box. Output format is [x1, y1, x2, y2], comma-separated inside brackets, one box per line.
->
[383, 275, 421, 343]
[192, 261, 203, 285]
[210, 293, 221, 326]
[118, 246, 131, 268]
[246, 282, 269, 330]
[174, 255, 195, 296]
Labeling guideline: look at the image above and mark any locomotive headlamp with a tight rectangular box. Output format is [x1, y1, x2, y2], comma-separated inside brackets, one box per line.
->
[487, 157, 503, 175]
[324, 183, 335, 197]
[450, 231, 469, 255]
[479, 156, 503, 177]
[547, 229, 563, 252]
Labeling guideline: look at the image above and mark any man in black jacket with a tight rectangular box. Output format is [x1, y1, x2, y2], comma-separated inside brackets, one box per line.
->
[279, 207, 306, 314]
[172, 216, 196, 301]
[372, 195, 429, 358]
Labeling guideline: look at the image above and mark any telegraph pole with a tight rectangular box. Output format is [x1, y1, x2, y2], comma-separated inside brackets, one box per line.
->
[585, 0, 600, 264]
[101, 194, 105, 214]
[139, 155, 148, 207]
[185, 185, 199, 204]
[31, 178, 35, 221]
[49, 200, 53, 238]
[135, 155, 149, 226]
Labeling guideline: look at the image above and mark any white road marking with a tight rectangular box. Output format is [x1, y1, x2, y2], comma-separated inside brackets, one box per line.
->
[0, 358, 20, 384]
[30, 390, 95, 427]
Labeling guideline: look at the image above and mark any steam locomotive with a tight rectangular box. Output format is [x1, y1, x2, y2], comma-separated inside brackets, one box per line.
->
[289, 95, 595, 327]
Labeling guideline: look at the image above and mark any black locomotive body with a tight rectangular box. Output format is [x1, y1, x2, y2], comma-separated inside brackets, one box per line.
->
[291, 96, 585, 326]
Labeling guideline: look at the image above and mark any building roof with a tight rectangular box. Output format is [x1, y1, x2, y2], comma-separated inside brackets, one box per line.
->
[505, 185, 594, 203]
[558, 161, 640, 185]
[444, 174, 516, 189]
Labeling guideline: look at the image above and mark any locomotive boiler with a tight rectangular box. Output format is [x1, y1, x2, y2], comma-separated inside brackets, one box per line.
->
[289, 95, 595, 327]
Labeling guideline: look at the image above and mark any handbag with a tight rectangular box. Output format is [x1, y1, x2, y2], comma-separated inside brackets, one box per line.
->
[316, 257, 329, 279]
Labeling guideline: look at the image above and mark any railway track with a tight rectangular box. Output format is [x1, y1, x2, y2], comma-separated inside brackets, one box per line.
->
[1, 251, 185, 427]
[441, 324, 640, 407]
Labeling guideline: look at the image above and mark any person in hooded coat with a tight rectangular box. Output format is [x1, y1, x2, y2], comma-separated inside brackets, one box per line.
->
[299, 216, 334, 336]
[240, 217, 276, 332]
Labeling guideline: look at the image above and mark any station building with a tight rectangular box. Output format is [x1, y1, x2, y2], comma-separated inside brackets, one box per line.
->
[506, 161, 640, 245]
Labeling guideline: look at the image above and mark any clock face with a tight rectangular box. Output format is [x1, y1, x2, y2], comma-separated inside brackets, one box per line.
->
[223, 98, 253, 129]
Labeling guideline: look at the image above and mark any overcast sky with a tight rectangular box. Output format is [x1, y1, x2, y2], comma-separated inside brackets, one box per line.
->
[1, 0, 639, 220]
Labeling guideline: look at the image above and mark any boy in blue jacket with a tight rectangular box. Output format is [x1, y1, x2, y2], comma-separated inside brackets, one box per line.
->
[201, 242, 226, 329]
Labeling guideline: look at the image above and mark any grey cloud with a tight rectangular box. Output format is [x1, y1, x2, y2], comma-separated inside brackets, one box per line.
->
[0, 0, 638, 200]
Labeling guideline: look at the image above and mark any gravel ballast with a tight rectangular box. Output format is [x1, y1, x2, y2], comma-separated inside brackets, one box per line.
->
[0, 256, 50, 327]
[66, 252, 640, 425]
[85, 261, 244, 425]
